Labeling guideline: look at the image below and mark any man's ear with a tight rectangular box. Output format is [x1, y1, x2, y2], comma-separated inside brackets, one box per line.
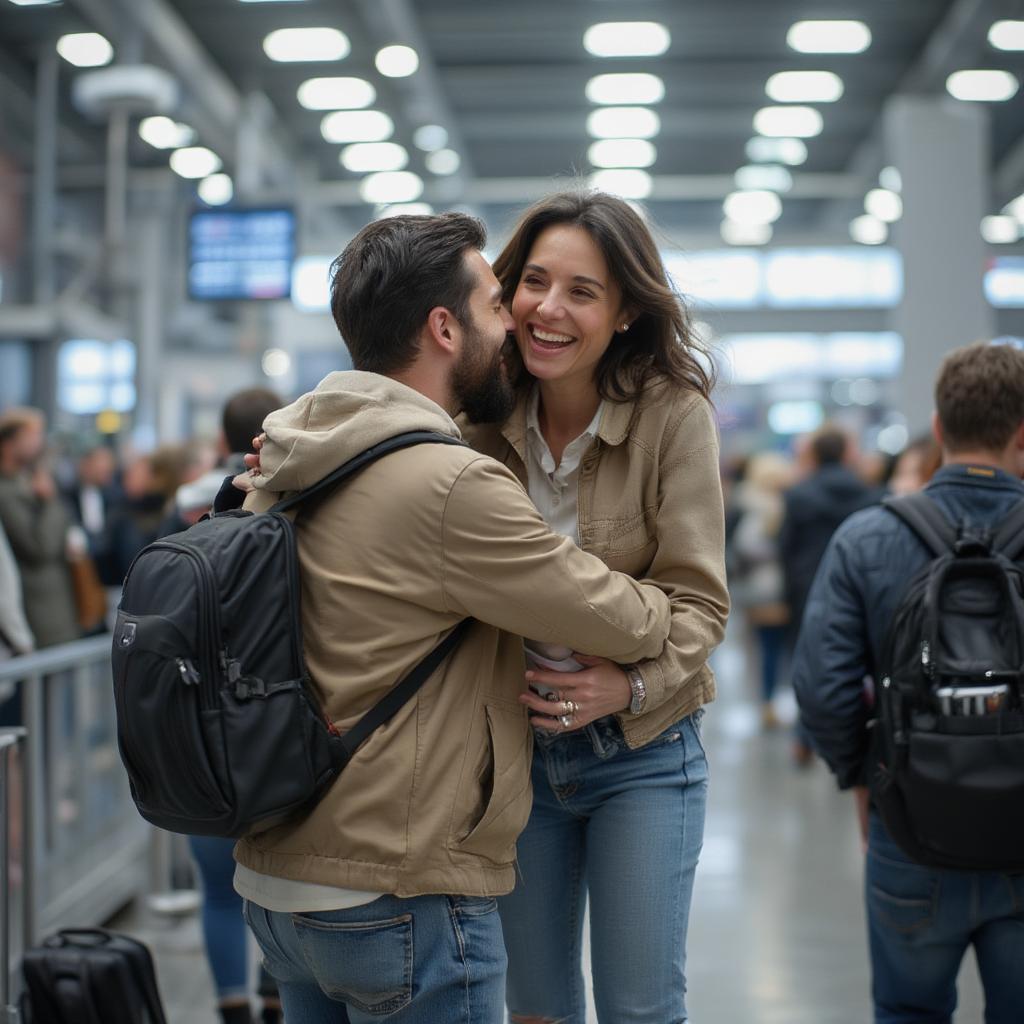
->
[423, 306, 459, 356]
[931, 410, 944, 450]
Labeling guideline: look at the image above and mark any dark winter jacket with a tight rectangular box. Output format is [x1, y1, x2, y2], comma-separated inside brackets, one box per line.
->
[792, 463, 1024, 789]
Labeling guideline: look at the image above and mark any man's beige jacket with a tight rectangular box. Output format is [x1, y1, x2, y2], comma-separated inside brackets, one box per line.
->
[233, 372, 671, 898]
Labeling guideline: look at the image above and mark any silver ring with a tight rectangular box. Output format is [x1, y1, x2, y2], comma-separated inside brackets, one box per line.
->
[559, 713, 574, 728]
[563, 699, 579, 716]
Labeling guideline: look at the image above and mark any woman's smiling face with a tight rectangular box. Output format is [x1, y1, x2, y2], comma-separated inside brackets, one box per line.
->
[510, 223, 628, 391]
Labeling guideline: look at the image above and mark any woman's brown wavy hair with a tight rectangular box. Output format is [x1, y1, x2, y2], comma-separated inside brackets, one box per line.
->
[492, 190, 715, 403]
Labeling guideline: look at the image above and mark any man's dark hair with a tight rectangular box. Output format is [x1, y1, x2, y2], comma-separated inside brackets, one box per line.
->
[330, 213, 487, 374]
[811, 425, 848, 466]
[935, 341, 1024, 453]
[222, 388, 282, 454]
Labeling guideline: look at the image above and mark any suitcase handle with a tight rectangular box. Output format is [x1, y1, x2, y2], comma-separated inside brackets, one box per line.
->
[44, 928, 114, 949]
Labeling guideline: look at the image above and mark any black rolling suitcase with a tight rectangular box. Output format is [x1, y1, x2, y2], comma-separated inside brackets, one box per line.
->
[21, 928, 167, 1024]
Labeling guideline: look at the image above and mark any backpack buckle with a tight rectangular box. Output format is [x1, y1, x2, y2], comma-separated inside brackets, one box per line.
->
[954, 526, 992, 557]
[234, 676, 267, 700]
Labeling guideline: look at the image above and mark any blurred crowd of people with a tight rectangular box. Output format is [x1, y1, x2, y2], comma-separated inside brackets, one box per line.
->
[723, 422, 942, 755]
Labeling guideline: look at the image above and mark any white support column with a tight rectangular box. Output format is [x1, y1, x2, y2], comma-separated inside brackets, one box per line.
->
[884, 95, 995, 434]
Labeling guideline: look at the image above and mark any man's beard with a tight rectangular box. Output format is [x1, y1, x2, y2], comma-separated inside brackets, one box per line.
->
[453, 326, 518, 425]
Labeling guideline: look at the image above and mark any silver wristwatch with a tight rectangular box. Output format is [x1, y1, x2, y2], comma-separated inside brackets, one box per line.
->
[624, 664, 647, 716]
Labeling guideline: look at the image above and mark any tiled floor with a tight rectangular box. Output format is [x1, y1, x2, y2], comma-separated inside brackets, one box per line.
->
[118, 628, 986, 1023]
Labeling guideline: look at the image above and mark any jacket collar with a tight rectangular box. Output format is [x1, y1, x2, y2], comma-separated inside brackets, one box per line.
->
[928, 463, 1024, 493]
[500, 387, 633, 460]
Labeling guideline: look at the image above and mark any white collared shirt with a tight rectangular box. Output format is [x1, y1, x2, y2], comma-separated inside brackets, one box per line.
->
[524, 388, 605, 671]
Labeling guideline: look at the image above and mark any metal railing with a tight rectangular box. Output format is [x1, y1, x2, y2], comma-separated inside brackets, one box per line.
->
[1, 727, 26, 1024]
[0, 637, 154, 968]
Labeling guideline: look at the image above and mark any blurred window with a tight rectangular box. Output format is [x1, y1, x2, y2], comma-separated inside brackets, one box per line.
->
[57, 339, 137, 413]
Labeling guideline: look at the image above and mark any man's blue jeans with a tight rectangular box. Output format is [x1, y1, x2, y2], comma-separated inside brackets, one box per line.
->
[866, 813, 1024, 1024]
[244, 893, 506, 1023]
[498, 712, 708, 1023]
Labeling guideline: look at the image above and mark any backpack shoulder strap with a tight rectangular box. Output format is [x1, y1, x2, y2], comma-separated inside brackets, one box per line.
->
[269, 431, 467, 515]
[991, 498, 1024, 562]
[881, 492, 957, 557]
[338, 618, 474, 761]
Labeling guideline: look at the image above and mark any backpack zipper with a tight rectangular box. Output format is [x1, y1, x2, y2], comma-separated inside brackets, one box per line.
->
[148, 542, 222, 710]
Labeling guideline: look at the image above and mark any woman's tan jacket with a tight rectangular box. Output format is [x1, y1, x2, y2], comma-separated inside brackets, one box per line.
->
[462, 378, 730, 748]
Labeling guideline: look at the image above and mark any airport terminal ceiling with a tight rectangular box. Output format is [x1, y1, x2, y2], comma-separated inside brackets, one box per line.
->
[1, 0, 1024, 242]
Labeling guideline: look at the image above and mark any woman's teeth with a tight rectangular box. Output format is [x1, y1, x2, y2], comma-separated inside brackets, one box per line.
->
[531, 327, 573, 347]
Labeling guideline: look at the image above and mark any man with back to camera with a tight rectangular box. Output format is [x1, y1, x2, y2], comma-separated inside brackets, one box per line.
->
[793, 341, 1024, 1023]
[231, 213, 673, 1023]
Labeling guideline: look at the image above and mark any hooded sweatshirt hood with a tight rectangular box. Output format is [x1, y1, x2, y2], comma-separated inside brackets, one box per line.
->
[252, 371, 461, 495]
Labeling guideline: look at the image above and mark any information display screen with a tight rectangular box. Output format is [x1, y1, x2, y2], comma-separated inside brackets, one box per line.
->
[188, 207, 295, 301]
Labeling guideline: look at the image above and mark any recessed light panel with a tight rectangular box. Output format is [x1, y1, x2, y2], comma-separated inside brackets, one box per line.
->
[721, 221, 772, 246]
[766, 71, 844, 103]
[170, 147, 222, 179]
[375, 45, 418, 78]
[981, 215, 1020, 243]
[321, 110, 394, 143]
[340, 142, 408, 173]
[139, 116, 195, 150]
[583, 22, 670, 58]
[734, 165, 792, 193]
[753, 106, 823, 138]
[360, 171, 424, 204]
[865, 188, 902, 222]
[723, 190, 782, 225]
[56, 33, 114, 67]
[198, 174, 233, 206]
[263, 28, 350, 63]
[425, 149, 460, 175]
[586, 74, 664, 105]
[297, 77, 375, 110]
[787, 20, 871, 54]
[850, 215, 887, 245]
[989, 20, 1024, 51]
[746, 137, 808, 165]
[946, 70, 1019, 102]
[587, 107, 660, 139]
[589, 169, 653, 199]
[588, 138, 656, 169]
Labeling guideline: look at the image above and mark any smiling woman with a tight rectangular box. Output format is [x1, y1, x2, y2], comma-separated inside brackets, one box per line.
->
[461, 190, 728, 1024]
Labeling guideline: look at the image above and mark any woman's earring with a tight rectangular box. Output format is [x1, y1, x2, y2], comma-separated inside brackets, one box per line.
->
[620, 322, 630, 332]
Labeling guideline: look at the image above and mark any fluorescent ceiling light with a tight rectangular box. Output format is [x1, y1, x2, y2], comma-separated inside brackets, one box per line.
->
[56, 33, 113, 68]
[583, 22, 670, 58]
[865, 188, 902, 222]
[588, 168, 652, 199]
[946, 69, 1019, 102]
[340, 142, 408, 173]
[588, 138, 656, 169]
[981, 215, 1020, 244]
[766, 71, 844, 103]
[263, 28, 350, 63]
[321, 109, 394, 143]
[413, 125, 448, 152]
[587, 106, 660, 139]
[879, 166, 902, 193]
[377, 203, 434, 218]
[850, 214, 887, 245]
[8, 1, 61, 6]
[753, 106, 823, 138]
[746, 137, 807, 165]
[734, 164, 792, 193]
[989, 20, 1024, 51]
[721, 221, 772, 246]
[359, 171, 424, 205]
[138, 116, 195, 150]
[376, 45, 419, 78]
[169, 146, 221, 179]
[723, 190, 782, 225]
[262, 349, 291, 378]
[425, 149, 460, 175]
[787, 20, 871, 54]
[586, 73, 664, 105]
[297, 77, 374, 110]
[198, 174, 233, 206]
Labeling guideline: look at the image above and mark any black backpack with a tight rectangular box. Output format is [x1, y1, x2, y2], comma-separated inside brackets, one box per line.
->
[870, 491, 1024, 871]
[21, 928, 166, 1024]
[111, 430, 471, 838]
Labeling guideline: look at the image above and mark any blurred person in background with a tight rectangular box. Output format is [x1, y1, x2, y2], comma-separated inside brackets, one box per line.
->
[779, 424, 883, 764]
[63, 441, 122, 586]
[0, 407, 80, 649]
[888, 433, 942, 496]
[729, 451, 794, 729]
[109, 445, 187, 578]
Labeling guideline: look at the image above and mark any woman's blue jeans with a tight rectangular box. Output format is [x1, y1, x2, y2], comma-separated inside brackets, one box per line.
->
[866, 813, 1024, 1024]
[245, 893, 507, 1024]
[499, 712, 709, 1024]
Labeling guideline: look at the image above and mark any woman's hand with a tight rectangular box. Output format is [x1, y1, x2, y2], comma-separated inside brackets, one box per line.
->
[521, 654, 632, 733]
[243, 432, 266, 473]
